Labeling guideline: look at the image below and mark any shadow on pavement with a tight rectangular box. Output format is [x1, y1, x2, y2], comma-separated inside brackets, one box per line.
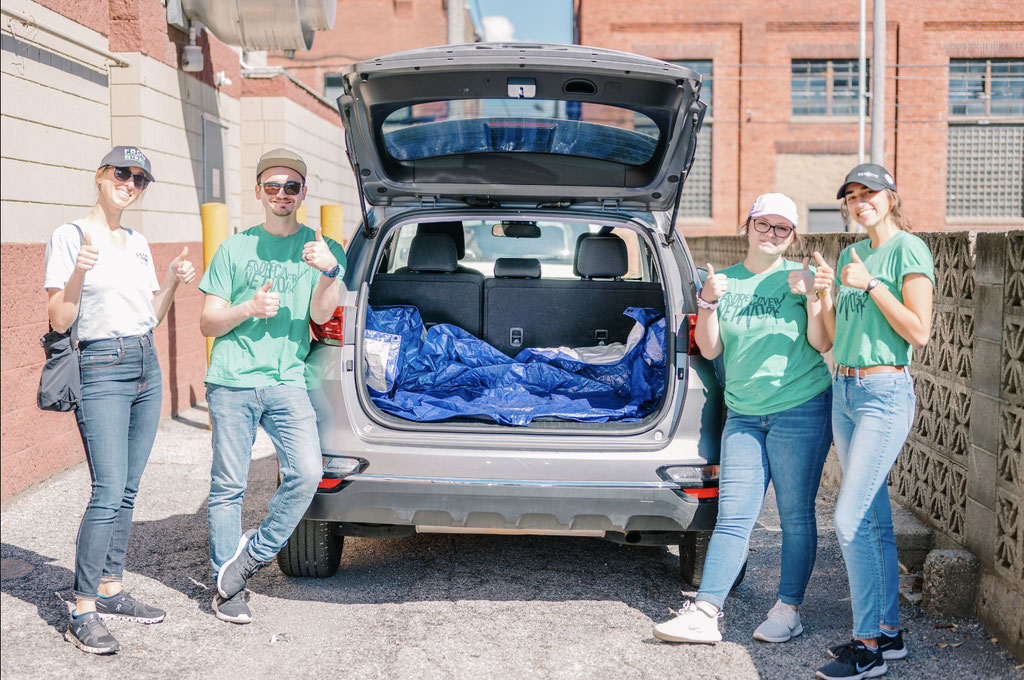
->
[1, 543, 75, 634]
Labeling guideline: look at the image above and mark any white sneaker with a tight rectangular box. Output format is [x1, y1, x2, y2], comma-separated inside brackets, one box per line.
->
[652, 600, 723, 643]
[752, 599, 804, 643]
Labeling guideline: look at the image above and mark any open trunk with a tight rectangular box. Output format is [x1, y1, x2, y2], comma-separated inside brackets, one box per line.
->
[360, 216, 673, 427]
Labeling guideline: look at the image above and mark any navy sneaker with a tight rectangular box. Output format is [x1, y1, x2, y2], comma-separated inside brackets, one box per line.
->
[95, 591, 166, 624]
[217, 529, 266, 599]
[66, 611, 120, 655]
[829, 630, 907, 661]
[817, 640, 887, 679]
[213, 591, 252, 624]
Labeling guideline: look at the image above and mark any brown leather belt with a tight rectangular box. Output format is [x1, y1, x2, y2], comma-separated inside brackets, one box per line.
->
[836, 364, 906, 377]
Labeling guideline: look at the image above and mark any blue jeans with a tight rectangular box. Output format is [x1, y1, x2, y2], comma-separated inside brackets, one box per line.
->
[206, 383, 322, 576]
[73, 332, 162, 600]
[697, 387, 833, 609]
[832, 369, 915, 639]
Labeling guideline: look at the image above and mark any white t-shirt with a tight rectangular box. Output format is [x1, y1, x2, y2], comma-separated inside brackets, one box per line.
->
[44, 222, 161, 341]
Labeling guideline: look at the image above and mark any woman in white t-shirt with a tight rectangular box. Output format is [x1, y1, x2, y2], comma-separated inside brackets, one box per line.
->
[44, 146, 195, 655]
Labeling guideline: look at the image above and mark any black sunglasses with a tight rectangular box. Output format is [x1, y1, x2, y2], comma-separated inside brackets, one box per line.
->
[261, 181, 304, 196]
[112, 166, 151, 189]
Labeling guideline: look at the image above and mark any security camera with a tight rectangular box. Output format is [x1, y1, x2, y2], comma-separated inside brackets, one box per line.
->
[181, 45, 204, 72]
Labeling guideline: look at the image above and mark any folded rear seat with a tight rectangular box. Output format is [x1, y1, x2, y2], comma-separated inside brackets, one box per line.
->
[483, 234, 664, 356]
[369, 232, 484, 337]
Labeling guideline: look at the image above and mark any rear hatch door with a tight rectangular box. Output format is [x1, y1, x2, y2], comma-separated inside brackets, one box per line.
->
[337, 43, 706, 211]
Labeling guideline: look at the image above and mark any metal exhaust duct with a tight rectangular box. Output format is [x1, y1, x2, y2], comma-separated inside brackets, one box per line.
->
[180, 0, 335, 51]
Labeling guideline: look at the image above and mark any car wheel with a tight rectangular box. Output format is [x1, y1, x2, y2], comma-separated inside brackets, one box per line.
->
[277, 519, 343, 578]
[678, 531, 746, 590]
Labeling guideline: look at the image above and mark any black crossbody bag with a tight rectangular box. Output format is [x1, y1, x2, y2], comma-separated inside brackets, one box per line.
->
[37, 224, 85, 412]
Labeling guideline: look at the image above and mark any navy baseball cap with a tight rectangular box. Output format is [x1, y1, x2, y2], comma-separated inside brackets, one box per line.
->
[836, 163, 896, 199]
[99, 146, 155, 182]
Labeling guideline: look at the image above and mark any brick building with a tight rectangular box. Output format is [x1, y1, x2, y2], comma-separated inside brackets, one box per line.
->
[577, 1, 1023, 233]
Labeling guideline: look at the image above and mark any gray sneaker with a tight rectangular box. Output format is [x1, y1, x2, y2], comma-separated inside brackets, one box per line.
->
[217, 529, 267, 599]
[66, 611, 120, 655]
[213, 591, 252, 624]
[95, 591, 166, 624]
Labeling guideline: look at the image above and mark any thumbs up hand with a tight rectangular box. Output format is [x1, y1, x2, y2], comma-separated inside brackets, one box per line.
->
[701, 263, 729, 303]
[249, 279, 280, 318]
[169, 245, 196, 285]
[810, 251, 835, 297]
[788, 256, 816, 296]
[76, 229, 99, 272]
[301, 225, 338, 274]
[840, 248, 873, 290]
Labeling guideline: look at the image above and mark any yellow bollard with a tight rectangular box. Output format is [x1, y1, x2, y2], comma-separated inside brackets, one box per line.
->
[296, 204, 307, 225]
[201, 202, 228, 365]
[321, 204, 344, 246]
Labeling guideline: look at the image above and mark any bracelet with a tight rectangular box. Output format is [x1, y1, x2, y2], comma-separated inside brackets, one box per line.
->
[695, 295, 719, 311]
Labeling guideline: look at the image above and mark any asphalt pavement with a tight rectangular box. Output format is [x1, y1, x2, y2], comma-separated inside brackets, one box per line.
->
[2, 406, 1021, 679]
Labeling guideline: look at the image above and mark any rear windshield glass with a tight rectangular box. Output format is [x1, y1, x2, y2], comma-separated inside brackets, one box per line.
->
[381, 100, 659, 166]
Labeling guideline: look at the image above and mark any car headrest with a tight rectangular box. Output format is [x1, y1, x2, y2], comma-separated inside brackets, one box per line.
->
[416, 221, 465, 259]
[493, 257, 541, 279]
[573, 234, 628, 279]
[407, 233, 458, 273]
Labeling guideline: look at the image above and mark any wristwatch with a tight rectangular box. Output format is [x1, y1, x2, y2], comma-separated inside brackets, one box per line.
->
[322, 263, 341, 279]
[865, 278, 880, 294]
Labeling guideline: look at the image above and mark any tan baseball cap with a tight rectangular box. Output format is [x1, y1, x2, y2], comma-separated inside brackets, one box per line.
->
[256, 147, 306, 181]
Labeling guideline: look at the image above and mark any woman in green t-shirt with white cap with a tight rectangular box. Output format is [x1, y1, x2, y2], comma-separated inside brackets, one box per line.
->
[811, 164, 935, 680]
[653, 192, 833, 646]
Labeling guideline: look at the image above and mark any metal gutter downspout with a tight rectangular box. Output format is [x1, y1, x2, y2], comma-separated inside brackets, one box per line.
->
[0, 7, 129, 67]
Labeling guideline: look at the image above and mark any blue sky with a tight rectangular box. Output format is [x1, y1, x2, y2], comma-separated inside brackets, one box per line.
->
[468, 0, 574, 44]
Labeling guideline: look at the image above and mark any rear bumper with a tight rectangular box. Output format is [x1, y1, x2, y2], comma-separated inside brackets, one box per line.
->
[305, 475, 718, 536]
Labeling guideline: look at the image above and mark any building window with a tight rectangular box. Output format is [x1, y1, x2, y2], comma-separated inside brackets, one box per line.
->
[324, 74, 344, 102]
[807, 206, 848, 233]
[947, 59, 1024, 219]
[791, 59, 863, 117]
[674, 60, 712, 218]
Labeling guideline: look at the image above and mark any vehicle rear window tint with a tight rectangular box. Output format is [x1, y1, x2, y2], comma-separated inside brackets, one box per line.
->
[381, 100, 659, 166]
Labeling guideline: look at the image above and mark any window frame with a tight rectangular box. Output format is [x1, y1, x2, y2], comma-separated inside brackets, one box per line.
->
[948, 58, 1024, 122]
[790, 58, 866, 119]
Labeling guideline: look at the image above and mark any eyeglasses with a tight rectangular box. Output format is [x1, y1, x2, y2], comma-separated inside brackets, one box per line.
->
[261, 181, 304, 196]
[751, 218, 794, 238]
[112, 167, 150, 190]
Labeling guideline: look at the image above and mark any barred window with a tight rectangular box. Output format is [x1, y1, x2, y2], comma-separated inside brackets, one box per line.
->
[947, 59, 1024, 219]
[949, 59, 1024, 117]
[946, 125, 1024, 218]
[674, 60, 713, 218]
[791, 59, 863, 117]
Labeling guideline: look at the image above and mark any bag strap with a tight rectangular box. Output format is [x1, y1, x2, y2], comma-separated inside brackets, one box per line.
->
[61, 223, 86, 348]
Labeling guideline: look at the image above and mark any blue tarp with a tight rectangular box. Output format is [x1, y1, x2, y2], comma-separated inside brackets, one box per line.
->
[364, 305, 666, 426]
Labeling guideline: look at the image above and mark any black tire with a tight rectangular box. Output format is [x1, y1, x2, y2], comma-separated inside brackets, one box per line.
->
[277, 519, 343, 577]
[678, 531, 747, 591]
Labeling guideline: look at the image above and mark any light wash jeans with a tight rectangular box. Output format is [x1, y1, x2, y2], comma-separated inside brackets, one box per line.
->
[696, 387, 833, 609]
[206, 383, 322, 577]
[73, 332, 162, 600]
[832, 369, 916, 639]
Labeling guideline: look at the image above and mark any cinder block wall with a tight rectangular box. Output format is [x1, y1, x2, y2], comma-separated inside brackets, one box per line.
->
[686, 230, 1024, 659]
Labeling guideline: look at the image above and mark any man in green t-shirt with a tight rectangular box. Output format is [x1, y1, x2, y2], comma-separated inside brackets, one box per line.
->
[198, 148, 346, 625]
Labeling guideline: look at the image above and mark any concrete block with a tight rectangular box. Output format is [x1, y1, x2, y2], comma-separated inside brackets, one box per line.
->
[968, 446, 997, 511]
[972, 337, 1003, 400]
[893, 503, 934, 573]
[922, 549, 979, 617]
[965, 499, 998, 566]
[970, 391, 1002, 453]
[974, 285, 1005, 341]
[975, 232, 1007, 287]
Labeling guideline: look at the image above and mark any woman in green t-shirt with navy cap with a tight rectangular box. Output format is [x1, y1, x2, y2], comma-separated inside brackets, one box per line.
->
[653, 193, 833, 646]
[812, 164, 934, 680]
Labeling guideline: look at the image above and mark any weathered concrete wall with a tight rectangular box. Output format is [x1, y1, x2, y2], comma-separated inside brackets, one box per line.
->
[686, 229, 1024, 659]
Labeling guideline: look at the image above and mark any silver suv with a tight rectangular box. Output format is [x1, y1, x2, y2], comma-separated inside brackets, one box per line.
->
[282, 43, 731, 587]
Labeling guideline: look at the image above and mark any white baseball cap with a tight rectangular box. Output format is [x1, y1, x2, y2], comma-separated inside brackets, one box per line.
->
[748, 193, 799, 227]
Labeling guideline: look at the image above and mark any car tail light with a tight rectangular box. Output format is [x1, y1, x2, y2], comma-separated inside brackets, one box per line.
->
[311, 306, 344, 343]
[684, 313, 700, 355]
[681, 487, 719, 499]
[317, 478, 343, 490]
[659, 464, 720, 501]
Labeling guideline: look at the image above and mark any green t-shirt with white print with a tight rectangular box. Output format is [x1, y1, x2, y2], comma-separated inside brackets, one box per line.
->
[832, 230, 934, 368]
[715, 259, 832, 415]
[199, 224, 346, 388]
